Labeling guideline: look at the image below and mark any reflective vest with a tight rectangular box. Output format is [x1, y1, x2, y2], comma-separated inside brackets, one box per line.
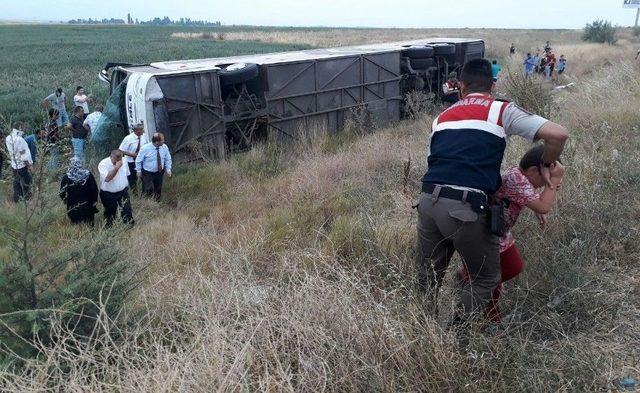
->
[422, 94, 510, 194]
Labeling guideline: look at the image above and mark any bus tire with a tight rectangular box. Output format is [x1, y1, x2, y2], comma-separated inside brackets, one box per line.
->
[219, 63, 259, 86]
[402, 46, 434, 59]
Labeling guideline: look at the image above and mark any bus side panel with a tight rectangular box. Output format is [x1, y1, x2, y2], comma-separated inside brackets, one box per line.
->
[154, 71, 226, 158]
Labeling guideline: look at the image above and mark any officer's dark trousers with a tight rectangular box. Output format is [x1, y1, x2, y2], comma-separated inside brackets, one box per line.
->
[127, 162, 138, 192]
[141, 169, 164, 201]
[415, 191, 500, 320]
[100, 188, 134, 227]
[12, 167, 31, 203]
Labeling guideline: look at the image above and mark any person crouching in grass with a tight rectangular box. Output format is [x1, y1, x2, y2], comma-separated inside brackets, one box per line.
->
[459, 144, 566, 322]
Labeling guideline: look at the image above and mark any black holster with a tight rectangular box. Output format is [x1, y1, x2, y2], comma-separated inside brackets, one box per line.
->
[488, 197, 509, 236]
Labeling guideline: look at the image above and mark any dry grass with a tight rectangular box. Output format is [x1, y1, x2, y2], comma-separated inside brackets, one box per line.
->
[172, 28, 585, 59]
[2, 29, 640, 391]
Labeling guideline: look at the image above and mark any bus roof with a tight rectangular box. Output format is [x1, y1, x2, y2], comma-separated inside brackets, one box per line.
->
[119, 38, 483, 75]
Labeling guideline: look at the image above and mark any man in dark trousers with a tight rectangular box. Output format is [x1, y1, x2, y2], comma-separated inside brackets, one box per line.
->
[98, 150, 134, 227]
[119, 123, 149, 192]
[24, 129, 45, 165]
[5, 122, 33, 202]
[415, 59, 568, 329]
[135, 132, 172, 201]
[66, 106, 89, 160]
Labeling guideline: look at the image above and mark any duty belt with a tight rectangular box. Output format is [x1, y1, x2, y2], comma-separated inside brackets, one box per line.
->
[421, 182, 488, 214]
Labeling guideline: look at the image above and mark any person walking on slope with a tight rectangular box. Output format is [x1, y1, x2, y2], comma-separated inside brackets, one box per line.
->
[557, 54, 567, 75]
[544, 51, 557, 79]
[43, 88, 69, 127]
[59, 157, 99, 225]
[73, 86, 91, 120]
[23, 128, 45, 165]
[135, 132, 172, 201]
[83, 104, 104, 135]
[98, 150, 134, 227]
[119, 123, 149, 192]
[5, 122, 33, 203]
[523, 53, 536, 77]
[415, 59, 568, 329]
[491, 60, 501, 82]
[442, 72, 461, 106]
[533, 51, 542, 74]
[458, 145, 566, 322]
[66, 106, 89, 159]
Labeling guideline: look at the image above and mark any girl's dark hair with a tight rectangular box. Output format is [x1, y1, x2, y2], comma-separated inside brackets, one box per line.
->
[519, 144, 546, 170]
[76, 86, 83, 92]
[460, 59, 494, 93]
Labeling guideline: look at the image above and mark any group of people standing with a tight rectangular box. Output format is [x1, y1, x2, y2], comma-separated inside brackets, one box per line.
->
[58, 127, 172, 227]
[3, 84, 173, 229]
[521, 41, 567, 79]
[2, 86, 103, 204]
[43, 86, 103, 160]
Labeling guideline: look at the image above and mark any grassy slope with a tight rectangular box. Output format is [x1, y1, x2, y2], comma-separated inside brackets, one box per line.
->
[1, 27, 640, 390]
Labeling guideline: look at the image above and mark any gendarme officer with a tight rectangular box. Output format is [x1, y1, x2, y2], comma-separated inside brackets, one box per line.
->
[416, 59, 568, 324]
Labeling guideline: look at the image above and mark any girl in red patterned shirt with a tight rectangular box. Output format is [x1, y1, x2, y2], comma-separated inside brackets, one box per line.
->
[459, 144, 565, 322]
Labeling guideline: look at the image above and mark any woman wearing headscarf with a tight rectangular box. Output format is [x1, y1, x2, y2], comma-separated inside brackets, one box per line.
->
[59, 157, 99, 225]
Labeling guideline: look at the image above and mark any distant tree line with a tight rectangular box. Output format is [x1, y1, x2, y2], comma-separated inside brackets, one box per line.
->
[140, 17, 222, 26]
[68, 18, 126, 25]
[68, 16, 222, 26]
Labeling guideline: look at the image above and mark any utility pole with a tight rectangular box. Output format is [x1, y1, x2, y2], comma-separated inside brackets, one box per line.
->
[636, 8, 640, 27]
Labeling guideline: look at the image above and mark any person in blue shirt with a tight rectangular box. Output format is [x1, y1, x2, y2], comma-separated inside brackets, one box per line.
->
[523, 53, 536, 77]
[532, 51, 541, 74]
[23, 129, 45, 165]
[557, 54, 567, 75]
[135, 132, 172, 201]
[491, 60, 501, 82]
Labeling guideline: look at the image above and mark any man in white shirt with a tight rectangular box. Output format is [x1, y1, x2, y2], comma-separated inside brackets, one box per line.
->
[83, 104, 104, 136]
[5, 122, 33, 202]
[118, 123, 148, 191]
[135, 132, 172, 201]
[73, 86, 91, 119]
[98, 150, 134, 227]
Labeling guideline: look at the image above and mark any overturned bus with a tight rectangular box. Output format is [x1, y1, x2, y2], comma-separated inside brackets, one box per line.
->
[99, 38, 484, 159]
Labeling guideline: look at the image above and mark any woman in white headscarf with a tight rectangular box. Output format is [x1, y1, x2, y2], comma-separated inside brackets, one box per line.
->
[59, 157, 99, 225]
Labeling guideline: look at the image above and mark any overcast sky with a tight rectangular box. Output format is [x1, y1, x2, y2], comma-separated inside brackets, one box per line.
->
[2, 0, 638, 29]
